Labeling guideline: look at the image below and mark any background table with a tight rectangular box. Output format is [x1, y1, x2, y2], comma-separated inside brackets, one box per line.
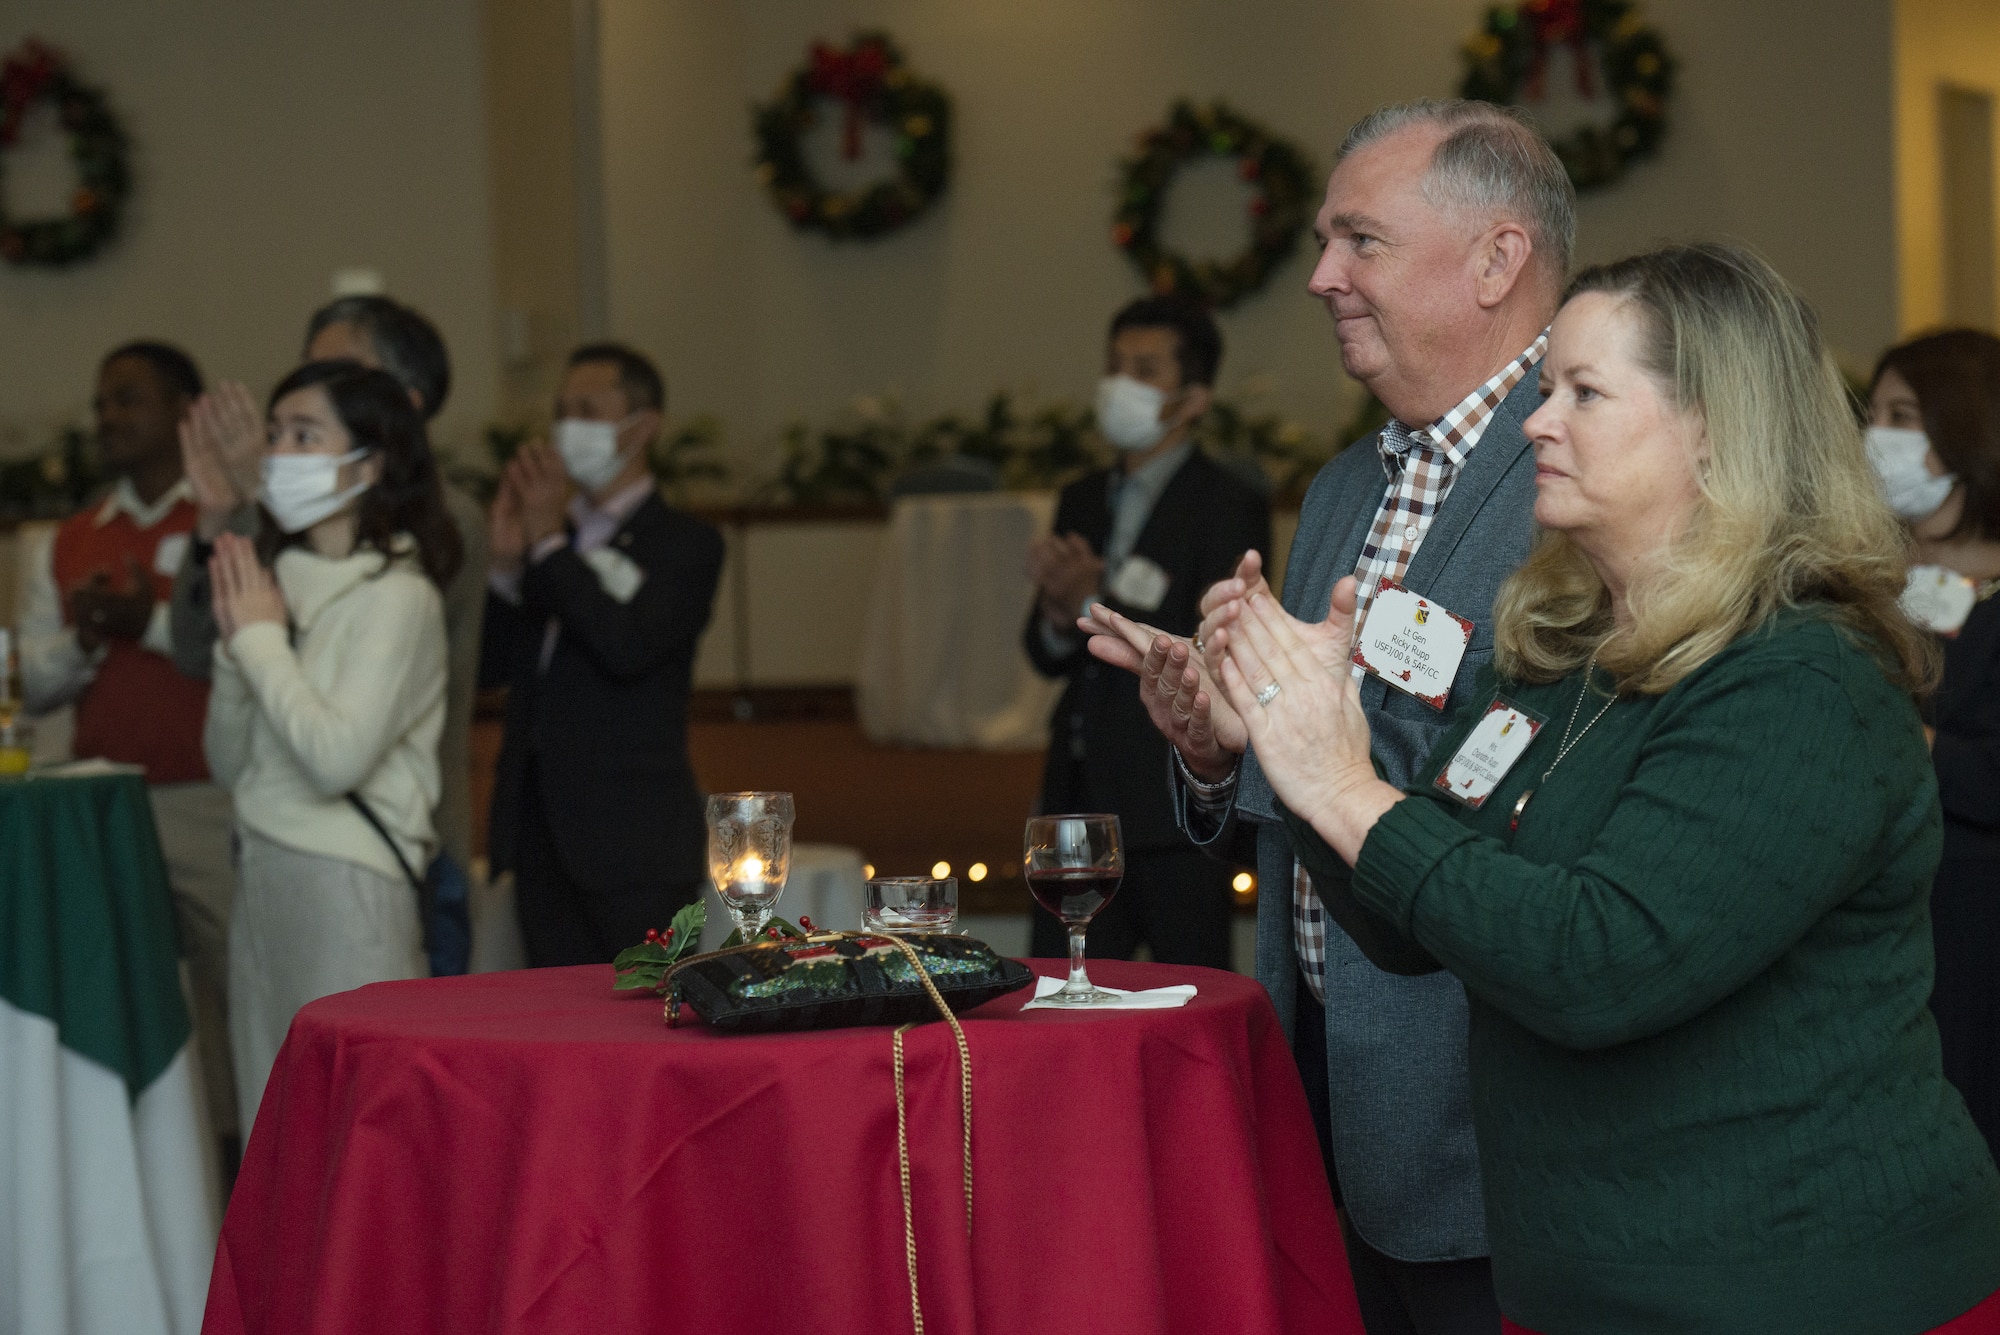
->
[857, 491, 1063, 750]
[0, 770, 217, 1335]
[203, 959, 1361, 1334]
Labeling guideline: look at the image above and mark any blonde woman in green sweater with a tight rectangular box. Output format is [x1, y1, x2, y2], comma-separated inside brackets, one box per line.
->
[1195, 245, 2000, 1333]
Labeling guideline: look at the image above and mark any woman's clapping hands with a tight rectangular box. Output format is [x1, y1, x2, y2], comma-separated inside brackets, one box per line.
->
[208, 533, 286, 643]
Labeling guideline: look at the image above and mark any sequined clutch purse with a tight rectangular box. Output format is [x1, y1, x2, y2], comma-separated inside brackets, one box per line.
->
[662, 930, 1032, 1032]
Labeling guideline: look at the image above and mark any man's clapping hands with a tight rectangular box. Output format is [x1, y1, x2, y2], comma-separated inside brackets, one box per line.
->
[179, 382, 266, 539]
[1081, 549, 1373, 805]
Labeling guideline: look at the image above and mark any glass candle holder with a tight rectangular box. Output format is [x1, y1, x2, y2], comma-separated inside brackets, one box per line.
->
[706, 792, 795, 942]
[864, 876, 958, 935]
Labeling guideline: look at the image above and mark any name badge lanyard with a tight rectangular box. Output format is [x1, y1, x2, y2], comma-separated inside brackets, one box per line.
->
[1510, 650, 1618, 833]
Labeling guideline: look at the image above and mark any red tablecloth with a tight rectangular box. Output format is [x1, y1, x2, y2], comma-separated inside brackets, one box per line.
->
[203, 959, 1360, 1334]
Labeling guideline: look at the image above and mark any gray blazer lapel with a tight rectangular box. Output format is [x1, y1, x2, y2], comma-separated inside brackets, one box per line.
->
[1237, 369, 1541, 821]
[1398, 366, 1542, 594]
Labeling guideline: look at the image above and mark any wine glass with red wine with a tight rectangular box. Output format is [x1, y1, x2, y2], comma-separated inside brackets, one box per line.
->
[1023, 814, 1125, 1007]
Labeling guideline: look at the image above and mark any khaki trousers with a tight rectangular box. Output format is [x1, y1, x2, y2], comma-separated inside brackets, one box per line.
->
[229, 830, 425, 1140]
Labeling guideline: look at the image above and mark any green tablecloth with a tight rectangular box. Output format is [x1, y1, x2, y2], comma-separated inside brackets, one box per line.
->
[2, 769, 216, 1333]
[0, 771, 190, 1097]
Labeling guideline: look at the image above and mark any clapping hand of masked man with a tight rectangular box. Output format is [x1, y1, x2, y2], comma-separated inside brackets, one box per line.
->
[1026, 532, 1105, 631]
[487, 440, 573, 577]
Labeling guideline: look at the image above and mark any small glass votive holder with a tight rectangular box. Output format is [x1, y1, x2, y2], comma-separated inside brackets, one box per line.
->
[864, 876, 958, 935]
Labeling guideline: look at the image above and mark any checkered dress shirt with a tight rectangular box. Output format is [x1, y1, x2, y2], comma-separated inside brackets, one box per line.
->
[1289, 333, 1547, 1004]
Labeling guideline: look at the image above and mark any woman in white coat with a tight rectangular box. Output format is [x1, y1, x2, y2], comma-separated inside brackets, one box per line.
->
[202, 360, 461, 1137]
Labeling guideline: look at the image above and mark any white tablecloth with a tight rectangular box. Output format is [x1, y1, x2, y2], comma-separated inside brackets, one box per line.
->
[856, 492, 1062, 751]
[1, 1009, 215, 1335]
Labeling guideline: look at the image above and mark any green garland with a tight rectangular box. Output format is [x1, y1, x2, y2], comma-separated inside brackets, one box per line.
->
[1459, 0, 1674, 191]
[1111, 101, 1315, 310]
[0, 39, 130, 268]
[752, 32, 949, 241]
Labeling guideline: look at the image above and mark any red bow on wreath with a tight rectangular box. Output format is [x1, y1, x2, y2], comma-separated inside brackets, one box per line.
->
[1522, 0, 1595, 102]
[807, 37, 890, 161]
[0, 38, 60, 147]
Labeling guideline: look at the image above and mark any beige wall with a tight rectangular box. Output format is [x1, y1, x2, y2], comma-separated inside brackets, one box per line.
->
[595, 0, 1900, 477]
[0, 1, 501, 463]
[0, 2, 1903, 477]
[482, 0, 591, 419]
[1895, 0, 2000, 334]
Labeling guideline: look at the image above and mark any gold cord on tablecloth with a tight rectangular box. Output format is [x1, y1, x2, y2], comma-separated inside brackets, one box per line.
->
[657, 932, 977, 1334]
[886, 934, 974, 1335]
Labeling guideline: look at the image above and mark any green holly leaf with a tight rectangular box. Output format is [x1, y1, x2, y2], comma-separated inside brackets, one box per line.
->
[611, 900, 711, 991]
[612, 940, 671, 971]
[718, 915, 805, 949]
[666, 900, 706, 959]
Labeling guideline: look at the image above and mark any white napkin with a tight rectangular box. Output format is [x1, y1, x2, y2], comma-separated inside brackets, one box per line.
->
[1021, 975, 1197, 1010]
[30, 758, 145, 778]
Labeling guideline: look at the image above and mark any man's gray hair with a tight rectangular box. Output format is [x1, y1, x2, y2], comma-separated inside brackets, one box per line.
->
[1341, 100, 1576, 279]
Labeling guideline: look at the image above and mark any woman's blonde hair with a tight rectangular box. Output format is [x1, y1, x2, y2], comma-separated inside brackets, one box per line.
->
[1493, 242, 1937, 696]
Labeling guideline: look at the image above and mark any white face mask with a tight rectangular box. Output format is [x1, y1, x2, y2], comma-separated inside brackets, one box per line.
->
[554, 415, 640, 492]
[1095, 375, 1173, 452]
[1865, 426, 1958, 520]
[261, 449, 372, 534]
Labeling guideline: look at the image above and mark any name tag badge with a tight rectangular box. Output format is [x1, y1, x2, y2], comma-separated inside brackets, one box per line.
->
[1901, 564, 1978, 637]
[1434, 698, 1547, 809]
[1351, 580, 1474, 710]
[153, 531, 190, 579]
[1106, 554, 1171, 612]
[581, 547, 646, 603]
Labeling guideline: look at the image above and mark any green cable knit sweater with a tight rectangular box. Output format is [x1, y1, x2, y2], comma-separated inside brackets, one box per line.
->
[1288, 611, 2000, 1334]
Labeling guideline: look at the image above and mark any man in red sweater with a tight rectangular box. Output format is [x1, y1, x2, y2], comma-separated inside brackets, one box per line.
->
[16, 341, 238, 1157]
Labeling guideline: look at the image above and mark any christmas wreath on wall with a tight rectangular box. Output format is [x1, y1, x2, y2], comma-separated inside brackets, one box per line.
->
[1111, 101, 1315, 310]
[0, 39, 129, 267]
[1459, 0, 1673, 192]
[752, 32, 950, 241]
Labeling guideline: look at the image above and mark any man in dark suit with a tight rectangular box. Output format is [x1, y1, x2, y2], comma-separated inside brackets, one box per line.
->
[1024, 296, 1270, 968]
[484, 343, 724, 966]
[1089, 102, 1575, 1334]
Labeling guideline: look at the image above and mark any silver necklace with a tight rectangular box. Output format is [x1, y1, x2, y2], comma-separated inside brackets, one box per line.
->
[1509, 650, 1616, 833]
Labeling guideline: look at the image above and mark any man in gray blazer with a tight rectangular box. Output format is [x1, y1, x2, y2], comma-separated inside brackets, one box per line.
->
[1088, 101, 1573, 1334]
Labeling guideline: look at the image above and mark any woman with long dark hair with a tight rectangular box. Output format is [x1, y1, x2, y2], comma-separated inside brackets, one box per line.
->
[1870, 329, 2000, 1164]
[203, 360, 460, 1137]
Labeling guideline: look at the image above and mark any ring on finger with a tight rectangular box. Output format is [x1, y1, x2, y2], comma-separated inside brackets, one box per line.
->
[1255, 681, 1281, 708]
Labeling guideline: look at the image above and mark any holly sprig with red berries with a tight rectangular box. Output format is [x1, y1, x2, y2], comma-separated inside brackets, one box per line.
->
[0, 39, 129, 268]
[613, 901, 709, 991]
[1110, 100, 1315, 311]
[612, 901, 817, 991]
